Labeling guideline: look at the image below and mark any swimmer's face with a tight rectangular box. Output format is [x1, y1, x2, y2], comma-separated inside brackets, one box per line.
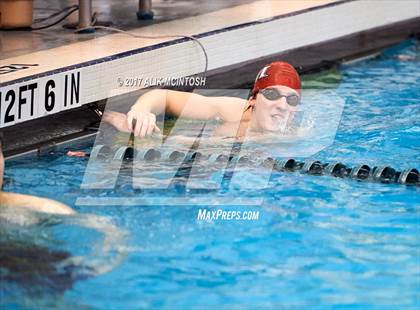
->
[252, 85, 300, 132]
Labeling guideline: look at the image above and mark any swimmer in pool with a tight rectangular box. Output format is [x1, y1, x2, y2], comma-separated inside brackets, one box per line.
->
[0, 133, 74, 215]
[103, 61, 302, 140]
[0, 134, 126, 271]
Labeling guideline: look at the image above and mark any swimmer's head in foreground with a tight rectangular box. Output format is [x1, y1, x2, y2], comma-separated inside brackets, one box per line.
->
[245, 61, 302, 133]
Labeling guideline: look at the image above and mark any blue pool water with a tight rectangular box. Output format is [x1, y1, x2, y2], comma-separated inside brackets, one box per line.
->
[2, 40, 419, 309]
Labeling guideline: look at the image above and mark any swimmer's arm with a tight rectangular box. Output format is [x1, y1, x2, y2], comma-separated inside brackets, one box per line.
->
[104, 90, 247, 137]
[0, 192, 75, 215]
[130, 89, 247, 122]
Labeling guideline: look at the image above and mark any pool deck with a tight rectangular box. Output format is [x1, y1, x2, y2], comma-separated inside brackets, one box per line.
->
[1, 0, 419, 157]
[0, 0, 257, 61]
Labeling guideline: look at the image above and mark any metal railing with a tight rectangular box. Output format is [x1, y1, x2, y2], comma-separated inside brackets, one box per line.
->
[77, 0, 153, 30]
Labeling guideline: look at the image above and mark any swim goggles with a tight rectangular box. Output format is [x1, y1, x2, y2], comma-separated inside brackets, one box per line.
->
[260, 88, 300, 106]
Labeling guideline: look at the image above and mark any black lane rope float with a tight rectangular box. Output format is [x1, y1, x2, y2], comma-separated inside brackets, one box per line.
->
[88, 145, 420, 187]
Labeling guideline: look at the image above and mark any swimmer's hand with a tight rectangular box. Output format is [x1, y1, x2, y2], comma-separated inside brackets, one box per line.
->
[102, 110, 160, 137]
[126, 108, 160, 138]
[102, 111, 132, 133]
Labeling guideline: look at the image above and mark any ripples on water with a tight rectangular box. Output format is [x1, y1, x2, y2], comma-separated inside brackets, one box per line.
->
[2, 40, 420, 309]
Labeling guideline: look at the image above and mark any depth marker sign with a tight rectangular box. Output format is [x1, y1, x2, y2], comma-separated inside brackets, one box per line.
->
[0, 70, 82, 128]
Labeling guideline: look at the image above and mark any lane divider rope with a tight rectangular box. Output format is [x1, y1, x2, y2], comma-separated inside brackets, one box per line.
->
[89, 145, 420, 186]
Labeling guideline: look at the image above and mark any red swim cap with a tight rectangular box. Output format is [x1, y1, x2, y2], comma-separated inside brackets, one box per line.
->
[252, 61, 301, 96]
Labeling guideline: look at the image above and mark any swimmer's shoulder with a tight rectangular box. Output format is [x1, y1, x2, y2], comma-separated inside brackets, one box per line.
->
[212, 97, 248, 122]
